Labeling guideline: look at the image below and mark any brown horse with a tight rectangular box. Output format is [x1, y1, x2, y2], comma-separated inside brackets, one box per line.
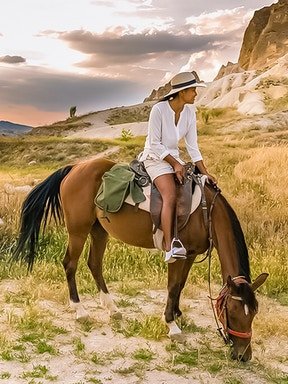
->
[13, 157, 268, 362]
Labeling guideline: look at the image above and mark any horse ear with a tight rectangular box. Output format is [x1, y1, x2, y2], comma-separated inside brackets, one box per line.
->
[226, 275, 237, 291]
[251, 273, 269, 291]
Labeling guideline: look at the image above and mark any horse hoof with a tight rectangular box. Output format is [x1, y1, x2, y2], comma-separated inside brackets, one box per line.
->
[169, 333, 186, 343]
[111, 311, 122, 320]
[75, 308, 90, 322]
[76, 313, 90, 322]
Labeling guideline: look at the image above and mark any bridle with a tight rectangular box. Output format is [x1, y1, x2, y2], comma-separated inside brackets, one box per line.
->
[191, 177, 254, 344]
[214, 276, 253, 344]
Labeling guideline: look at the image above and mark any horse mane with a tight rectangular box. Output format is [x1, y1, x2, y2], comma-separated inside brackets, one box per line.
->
[217, 191, 251, 283]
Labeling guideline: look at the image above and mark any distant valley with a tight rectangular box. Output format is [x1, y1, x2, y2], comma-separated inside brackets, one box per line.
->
[0, 121, 33, 136]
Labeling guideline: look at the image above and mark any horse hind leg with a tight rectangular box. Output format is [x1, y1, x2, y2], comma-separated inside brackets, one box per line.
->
[63, 233, 90, 321]
[88, 221, 122, 320]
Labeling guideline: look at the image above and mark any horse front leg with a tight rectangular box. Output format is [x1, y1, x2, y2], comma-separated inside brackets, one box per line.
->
[164, 257, 194, 339]
[63, 233, 90, 321]
[88, 222, 122, 320]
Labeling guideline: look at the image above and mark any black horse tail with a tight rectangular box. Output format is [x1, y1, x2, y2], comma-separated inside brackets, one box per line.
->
[12, 165, 73, 270]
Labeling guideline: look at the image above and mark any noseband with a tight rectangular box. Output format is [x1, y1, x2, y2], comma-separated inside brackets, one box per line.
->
[215, 276, 252, 343]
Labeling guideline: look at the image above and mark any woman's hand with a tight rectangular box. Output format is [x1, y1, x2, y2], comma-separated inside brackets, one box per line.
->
[163, 155, 185, 184]
[174, 162, 185, 184]
[195, 160, 217, 186]
[206, 173, 217, 185]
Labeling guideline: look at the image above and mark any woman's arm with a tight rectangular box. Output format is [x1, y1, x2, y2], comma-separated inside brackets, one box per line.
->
[147, 105, 170, 159]
[195, 160, 217, 184]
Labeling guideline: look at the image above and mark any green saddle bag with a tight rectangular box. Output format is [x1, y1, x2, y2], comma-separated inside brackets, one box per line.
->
[95, 164, 146, 215]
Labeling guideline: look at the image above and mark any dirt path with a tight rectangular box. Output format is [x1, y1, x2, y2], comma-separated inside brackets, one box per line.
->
[67, 105, 148, 140]
[0, 279, 287, 384]
[69, 121, 148, 140]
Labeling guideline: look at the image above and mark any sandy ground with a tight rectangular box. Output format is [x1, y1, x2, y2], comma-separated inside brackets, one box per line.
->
[69, 119, 148, 140]
[0, 278, 287, 384]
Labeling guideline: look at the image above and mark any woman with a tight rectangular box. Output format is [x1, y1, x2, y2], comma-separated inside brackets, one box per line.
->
[139, 71, 217, 263]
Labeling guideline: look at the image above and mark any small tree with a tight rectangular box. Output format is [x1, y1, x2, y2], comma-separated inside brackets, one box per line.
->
[70, 106, 77, 118]
[120, 128, 133, 141]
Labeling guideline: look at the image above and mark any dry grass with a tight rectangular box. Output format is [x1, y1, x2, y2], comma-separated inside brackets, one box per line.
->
[105, 104, 152, 125]
[0, 106, 287, 382]
[234, 146, 288, 202]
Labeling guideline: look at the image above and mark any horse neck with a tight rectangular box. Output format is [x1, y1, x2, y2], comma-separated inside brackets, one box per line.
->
[210, 192, 245, 283]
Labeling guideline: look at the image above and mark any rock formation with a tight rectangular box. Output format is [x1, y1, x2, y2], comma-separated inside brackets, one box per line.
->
[145, 0, 288, 102]
[238, 0, 288, 70]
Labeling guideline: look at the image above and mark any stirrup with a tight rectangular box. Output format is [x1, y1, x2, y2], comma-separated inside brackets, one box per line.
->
[164, 238, 187, 263]
[171, 237, 186, 254]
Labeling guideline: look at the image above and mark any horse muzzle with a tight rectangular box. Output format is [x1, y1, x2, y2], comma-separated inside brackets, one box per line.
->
[231, 341, 252, 362]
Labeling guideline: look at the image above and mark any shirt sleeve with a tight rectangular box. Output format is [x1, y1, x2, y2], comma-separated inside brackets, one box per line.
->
[147, 105, 170, 160]
[184, 108, 203, 162]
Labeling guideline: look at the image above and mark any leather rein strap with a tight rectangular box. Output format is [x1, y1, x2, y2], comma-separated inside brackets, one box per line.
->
[193, 180, 253, 343]
[191, 175, 219, 264]
[191, 175, 252, 343]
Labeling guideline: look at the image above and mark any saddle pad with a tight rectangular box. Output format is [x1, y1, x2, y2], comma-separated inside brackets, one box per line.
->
[125, 175, 207, 250]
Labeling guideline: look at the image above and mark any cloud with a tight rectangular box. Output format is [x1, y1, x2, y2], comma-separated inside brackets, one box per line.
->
[0, 65, 147, 115]
[113, 0, 273, 21]
[0, 55, 26, 64]
[56, 28, 233, 69]
[186, 7, 250, 35]
[90, 0, 116, 7]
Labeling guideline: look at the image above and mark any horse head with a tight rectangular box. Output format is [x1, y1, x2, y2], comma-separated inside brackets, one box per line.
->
[216, 273, 268, 361]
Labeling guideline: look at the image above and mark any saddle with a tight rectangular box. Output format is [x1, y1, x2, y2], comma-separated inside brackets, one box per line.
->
[95, 160, 196, 235]
[130, 160, 195, 233]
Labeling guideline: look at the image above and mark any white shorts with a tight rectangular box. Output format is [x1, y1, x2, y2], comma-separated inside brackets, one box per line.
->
[143, 157, 184, 182]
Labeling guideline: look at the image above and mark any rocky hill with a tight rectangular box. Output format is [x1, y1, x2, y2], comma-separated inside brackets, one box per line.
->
[238, 0, 288, 71]
[145, 0, 288, 116]
[196, 53, 288, 114]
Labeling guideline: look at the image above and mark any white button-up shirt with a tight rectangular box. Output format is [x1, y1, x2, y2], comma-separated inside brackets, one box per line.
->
[139, 100, 203, 163]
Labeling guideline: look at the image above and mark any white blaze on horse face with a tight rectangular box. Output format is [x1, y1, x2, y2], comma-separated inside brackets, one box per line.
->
[231, 296, 249, 316]
[231, 295, 249, 316]
[70, 301, 89, 321]
[244, 304, 249, 316]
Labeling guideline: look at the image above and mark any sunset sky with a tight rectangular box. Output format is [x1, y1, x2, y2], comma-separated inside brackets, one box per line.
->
[0, 0, 274, 126]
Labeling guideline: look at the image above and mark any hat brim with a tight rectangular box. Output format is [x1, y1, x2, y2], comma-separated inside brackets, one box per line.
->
[163, 82, 207, 99]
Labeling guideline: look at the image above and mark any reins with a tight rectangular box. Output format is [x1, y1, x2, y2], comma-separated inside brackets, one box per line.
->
[193, 176, 252, 345]
[202, 187, 232, 344]
[191, 174, 219, 264]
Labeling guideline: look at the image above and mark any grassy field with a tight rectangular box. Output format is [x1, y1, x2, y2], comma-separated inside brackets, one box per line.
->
[0, 107, 287, 383]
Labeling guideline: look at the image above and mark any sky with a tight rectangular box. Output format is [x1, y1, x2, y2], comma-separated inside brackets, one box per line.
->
[0, 0, 275, 126]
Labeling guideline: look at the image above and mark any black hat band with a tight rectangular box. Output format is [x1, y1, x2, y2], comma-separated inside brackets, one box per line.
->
[171, 79, 197, 89]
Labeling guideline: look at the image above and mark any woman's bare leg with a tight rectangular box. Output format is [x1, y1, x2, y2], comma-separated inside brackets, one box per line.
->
[154, 174, 176, 251]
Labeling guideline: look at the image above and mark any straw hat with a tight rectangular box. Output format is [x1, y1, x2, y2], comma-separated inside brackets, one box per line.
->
[163, 71, 206, 99]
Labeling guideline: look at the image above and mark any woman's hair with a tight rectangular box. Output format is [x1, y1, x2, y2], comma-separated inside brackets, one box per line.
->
[158, 91, 179, 102]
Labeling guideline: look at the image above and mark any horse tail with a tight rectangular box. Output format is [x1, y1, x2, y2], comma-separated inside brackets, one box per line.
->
[12, 165, 73, 270]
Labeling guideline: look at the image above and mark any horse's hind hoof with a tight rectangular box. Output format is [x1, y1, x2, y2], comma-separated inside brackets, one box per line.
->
[111, 311, 122, 320]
